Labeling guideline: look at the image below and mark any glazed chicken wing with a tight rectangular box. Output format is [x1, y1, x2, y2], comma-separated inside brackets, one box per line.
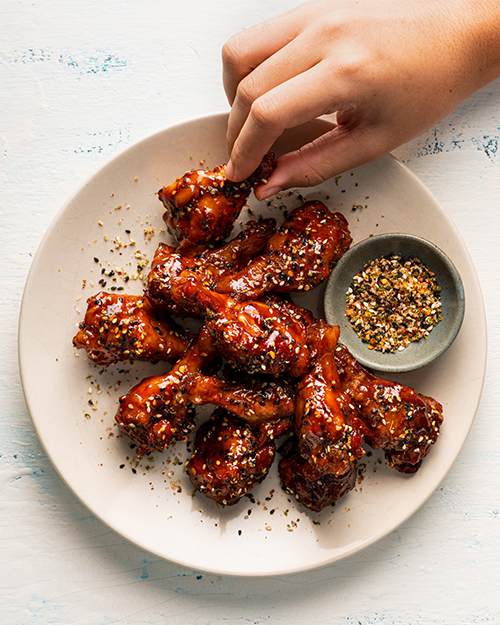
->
[158, 153, 277, 248]
[145, 243, 205, 318]
[184, 369, 296, 427]
[145, 218, 276, 318]
[115, 327, 219, 456]
[169, 272, 332, 378]
[215, 201, 352, 299]
[199, 217, 276, 268]
[262, 293, 344, 365]
[73, 292, 192, 366]
[279, 442, 359, 513]
[204, 297, 312, 378]
[333, 343, 444, 473]
[186, 408, 279, 506]
[294, 355, 365, 472]
[279, 334, 365, 512]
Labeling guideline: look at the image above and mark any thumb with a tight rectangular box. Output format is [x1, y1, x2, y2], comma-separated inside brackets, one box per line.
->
[255, 123, 387, 200]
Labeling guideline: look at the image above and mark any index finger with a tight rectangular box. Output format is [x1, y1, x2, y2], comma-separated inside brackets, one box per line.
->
[222, 7, 305, 104]
[227, 61, 349, 181]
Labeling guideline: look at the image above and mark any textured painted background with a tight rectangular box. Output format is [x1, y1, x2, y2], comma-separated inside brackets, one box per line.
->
[1, 1, 499, 623]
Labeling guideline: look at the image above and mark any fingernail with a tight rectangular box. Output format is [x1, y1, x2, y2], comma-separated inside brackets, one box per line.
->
[257, 186, 281, 201]
[225, 160, 235, 181]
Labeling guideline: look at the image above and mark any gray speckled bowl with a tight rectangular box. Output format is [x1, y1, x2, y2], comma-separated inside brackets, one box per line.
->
[324, 233, 465, 373]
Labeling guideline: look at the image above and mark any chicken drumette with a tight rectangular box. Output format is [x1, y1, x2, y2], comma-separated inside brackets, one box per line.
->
[279, 334, 365, 512]
[146, 218, 276, 318]
[184, 369, 296, 426]
[115, 327, 218, 457]
[169, 270, 339, 379]
[158, 153, 277, 248]
[73, 292, 192, 366]
[333, 343, 444, 473]
[215, 201, 352, 299]
[186, 408, 291, 506]
[279, 443, 358, 513]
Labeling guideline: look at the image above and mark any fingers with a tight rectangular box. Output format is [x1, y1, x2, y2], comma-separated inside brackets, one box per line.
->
[226, 38, 320, 157]
[222, 6, 308, 104]
[226, 60, 353, 182]
[253, 122, 390, 200]
[223, 4, 334, 182]
[221, 0, 498, 197]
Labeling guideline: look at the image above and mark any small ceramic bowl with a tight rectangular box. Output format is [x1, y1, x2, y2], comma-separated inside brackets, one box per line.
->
[324, 233, 465, 373]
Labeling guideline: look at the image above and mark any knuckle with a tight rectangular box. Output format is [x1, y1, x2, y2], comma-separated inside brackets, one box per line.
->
[301, 165, 328, 187]
[221, 37, 242, 71]
[249, 94, 280, 131]
[235, 69, 276, 112]
[235, 77, 259, 108]
[325, 51, 365, 83]
[221, 34, 258, 80]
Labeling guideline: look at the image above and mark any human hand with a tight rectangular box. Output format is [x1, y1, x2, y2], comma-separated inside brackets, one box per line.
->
[222, 0, 500, 199]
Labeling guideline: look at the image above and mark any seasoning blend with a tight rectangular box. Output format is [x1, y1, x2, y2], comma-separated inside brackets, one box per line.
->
[345, 255, 442, 353]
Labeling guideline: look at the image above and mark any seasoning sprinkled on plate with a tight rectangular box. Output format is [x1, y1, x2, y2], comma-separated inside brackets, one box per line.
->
[345, 255, 442, 353]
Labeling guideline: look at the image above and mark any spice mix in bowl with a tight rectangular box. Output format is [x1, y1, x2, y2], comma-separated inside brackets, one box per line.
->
[324, 233, 465, 373]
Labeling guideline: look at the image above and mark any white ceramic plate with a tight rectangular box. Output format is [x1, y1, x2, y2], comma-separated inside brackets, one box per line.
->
[19, 113, 486, 577]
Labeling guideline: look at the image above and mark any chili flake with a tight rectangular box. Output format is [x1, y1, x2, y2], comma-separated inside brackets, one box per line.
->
[345, 255, 442, 353]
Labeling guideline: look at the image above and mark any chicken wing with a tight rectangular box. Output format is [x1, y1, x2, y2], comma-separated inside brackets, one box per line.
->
[115, 327, 219, 456]
[333, 343, 443, 473]
[73, 291, 192, 366]
[145, 218, 276, 318]
[279, 442, 359, 513]
[198, 217, 276, 269]
[279, 333, 365, 511]
[215, 201, 352, 299]
[158, 153, 277, 248]
[186, 408, 280, 506]
[145, 243, 204, 318]
[169, 272, 323, 378]
[184, 369, 296, 427]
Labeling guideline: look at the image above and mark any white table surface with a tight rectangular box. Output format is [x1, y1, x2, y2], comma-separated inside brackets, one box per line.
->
[1, 1, 499, 623]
